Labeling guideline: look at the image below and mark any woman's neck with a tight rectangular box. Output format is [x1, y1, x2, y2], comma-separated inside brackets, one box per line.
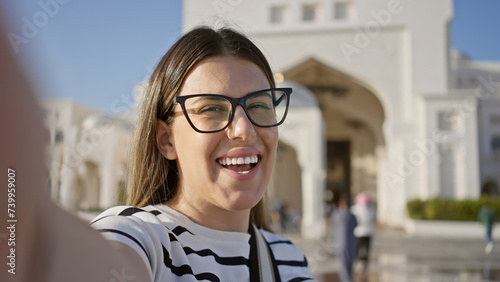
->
[166, 198, 251, 233]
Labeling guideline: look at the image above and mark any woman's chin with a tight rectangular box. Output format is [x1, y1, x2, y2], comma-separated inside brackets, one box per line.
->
[222, 195, 262, 212]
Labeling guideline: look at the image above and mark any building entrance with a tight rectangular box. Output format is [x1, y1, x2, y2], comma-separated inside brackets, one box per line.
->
[327, 140, 351, 207]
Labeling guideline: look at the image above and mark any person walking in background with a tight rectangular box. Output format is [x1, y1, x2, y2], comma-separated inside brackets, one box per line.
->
[350, 192, 376, 275]
[478, 202, 497, 254]
[332, 196, 358, 282]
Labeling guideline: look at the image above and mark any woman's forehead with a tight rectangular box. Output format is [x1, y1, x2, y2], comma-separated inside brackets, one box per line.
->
[179, 56, 270, 96]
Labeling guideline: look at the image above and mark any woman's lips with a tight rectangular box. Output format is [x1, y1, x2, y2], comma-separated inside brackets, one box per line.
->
[217, 155, 259, 174]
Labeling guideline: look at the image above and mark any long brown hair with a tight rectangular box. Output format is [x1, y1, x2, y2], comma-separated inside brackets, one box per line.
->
[127, 26, 275, 230]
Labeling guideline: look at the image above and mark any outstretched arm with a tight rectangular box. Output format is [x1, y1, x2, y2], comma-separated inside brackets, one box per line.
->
[0, 18, 150, 282]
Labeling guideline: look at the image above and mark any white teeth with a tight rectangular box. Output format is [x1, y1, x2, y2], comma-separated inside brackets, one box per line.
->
[218, 156, 259, 166]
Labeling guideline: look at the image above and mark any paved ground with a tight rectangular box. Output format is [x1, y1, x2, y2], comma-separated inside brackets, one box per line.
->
[286, 227, 500, 282]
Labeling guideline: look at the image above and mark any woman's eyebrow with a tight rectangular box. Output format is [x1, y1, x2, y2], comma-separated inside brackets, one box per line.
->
[189, 95, 228, 104]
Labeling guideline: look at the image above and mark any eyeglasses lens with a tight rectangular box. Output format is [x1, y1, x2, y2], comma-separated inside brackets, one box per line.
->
[182, 90, 288, 132]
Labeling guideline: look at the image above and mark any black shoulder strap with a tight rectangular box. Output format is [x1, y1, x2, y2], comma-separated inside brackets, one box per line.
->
[265, 238, 282, 282]
[248, 224, 281, 282]
[248, 223, 260, 282]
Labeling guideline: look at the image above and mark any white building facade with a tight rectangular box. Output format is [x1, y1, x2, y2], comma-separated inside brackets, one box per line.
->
[42, 99, 133, 213]
[42, 1, 500, 239]
[183, 0, 499, 238]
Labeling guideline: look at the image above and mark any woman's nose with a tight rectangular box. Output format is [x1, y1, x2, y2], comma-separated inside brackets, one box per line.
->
[227, 106, 256, 140]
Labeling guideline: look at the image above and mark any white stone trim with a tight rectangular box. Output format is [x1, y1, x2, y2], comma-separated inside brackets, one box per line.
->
[405, 219, 500, 239]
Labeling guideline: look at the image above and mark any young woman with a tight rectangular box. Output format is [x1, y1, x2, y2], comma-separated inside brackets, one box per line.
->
[90, 26, 315, 281]
[350, 192, 376, 275]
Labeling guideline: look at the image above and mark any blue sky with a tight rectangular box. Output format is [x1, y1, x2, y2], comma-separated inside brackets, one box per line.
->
[451, 0, 500, 61]
[1, 0, 183, 112]
[1, 0, 499, 112]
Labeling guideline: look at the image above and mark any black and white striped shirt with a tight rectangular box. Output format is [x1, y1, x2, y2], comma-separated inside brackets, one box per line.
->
[90, 205, 315, 282]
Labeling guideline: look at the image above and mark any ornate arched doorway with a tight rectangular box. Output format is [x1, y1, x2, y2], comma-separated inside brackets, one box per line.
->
[283, 57, 386, 215]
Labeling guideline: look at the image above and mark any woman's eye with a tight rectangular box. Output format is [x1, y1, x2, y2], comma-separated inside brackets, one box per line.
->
[199, 105, 227, 113]
[248, 103, 271, 110]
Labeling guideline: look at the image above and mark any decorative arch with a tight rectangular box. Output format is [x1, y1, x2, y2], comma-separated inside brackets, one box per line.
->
[81, 161, 101, 210]
[268, 140, 302, 232]
[283, 57, 386, 147]
[275, 80, 326, 239]
[276, 57, 388, 237]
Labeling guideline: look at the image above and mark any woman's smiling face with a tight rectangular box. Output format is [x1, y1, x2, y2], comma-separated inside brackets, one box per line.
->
[159, 56, 278, 216]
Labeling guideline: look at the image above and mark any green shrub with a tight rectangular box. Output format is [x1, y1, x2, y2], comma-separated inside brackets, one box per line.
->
[407, 199, 425, 219]
[406, 196, 500, 221]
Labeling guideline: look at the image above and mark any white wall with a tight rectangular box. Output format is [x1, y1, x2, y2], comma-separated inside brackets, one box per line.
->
[183, 0, 452, 102]
[182, 0, 482, 229]
[478, 94, 500, 191]
[421, 91, 480, 199]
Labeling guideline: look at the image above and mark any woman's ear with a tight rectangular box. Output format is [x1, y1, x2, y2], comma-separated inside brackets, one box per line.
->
[156, 119, 177, 160]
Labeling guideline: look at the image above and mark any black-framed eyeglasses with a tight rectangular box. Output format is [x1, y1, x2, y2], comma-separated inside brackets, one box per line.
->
[167, 88, 292, 133]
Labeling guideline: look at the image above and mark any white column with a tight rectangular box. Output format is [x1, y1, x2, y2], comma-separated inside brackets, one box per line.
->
[99, 129, 117, 208]
[379, 123, 409, 226]
[454, 142, 466, 198]
[280, 108, 326, 239]
[463, 98, 480, 198]
[59, 168, 76, 211]
[300, 109, 326, 239]
[375, 145, 389, 224]
[59, 127, 80, 212]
